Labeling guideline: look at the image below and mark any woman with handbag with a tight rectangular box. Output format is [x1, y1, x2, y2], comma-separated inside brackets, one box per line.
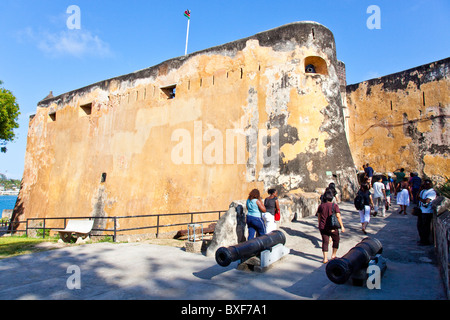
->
[246, 189, 267, 240]
[264, 188, 280, 233]
[317, 190, 345, 264]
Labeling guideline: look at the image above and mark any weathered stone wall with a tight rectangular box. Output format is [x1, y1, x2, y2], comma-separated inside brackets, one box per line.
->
[13, 22, 356, 233]
[432, 197, 450, 300]
[346, 58, 450, 183]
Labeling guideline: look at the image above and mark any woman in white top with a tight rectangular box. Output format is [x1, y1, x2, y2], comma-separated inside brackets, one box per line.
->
[396, 180, 412, 215]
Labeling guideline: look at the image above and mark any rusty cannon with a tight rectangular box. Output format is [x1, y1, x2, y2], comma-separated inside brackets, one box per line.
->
[215, 230, 288, 270]
[326, 237, 384, 285]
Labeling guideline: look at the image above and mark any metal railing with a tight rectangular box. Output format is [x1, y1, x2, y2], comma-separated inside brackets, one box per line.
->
[6, 209, 226, 242]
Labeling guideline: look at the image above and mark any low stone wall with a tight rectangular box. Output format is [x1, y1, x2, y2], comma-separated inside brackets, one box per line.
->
[433, 196, 450, 300]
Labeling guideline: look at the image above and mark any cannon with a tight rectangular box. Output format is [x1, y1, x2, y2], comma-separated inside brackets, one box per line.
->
[215, 230, 287, 268]
[326, 237, 383, 285]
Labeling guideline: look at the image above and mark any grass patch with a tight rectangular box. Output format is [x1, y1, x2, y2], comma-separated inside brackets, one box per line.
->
[0, 236, 59, 259]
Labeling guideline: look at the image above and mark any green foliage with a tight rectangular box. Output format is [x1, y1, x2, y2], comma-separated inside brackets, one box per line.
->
[436, 177, 450, 199]
[0, 177, 21, 189]
[0, 80, 20, 153]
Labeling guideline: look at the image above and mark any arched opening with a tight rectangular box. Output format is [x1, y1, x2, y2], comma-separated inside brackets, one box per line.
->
[305, 56, 328, 76]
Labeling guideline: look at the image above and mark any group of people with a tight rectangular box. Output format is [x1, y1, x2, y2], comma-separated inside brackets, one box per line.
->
[245, 166, 437, 265]
[246, 188, 280, 240]
[359, 165, 437, 245]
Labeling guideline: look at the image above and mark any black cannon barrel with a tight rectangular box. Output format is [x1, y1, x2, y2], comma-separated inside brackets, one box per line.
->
[326, 237, 383, 284]
[215, 231, 286, 267]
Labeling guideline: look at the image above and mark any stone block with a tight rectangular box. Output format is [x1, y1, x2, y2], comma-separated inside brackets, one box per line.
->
[185, 240, 203, 253]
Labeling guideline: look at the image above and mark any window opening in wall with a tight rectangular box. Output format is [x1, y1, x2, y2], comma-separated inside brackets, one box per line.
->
[80, 103, 92, 116]
[312, 28, 315, 39]
[304, 56, 328, 75]
[423, 92, 426, 106]
[49, 112, 56, 122]
[160, 84, 177, 99]
[213, 75, 215, 85]
[240, 68, 243, 79]
[101, 173, 107, 183]
[390, 101, 393, 111]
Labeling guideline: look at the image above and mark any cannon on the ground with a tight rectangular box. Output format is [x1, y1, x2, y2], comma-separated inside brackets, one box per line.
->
[326, 237, 384, 285]
[215, 230, 288, 270]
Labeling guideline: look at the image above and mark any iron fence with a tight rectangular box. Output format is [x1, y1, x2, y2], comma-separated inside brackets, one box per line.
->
[6, 209, 226, 242]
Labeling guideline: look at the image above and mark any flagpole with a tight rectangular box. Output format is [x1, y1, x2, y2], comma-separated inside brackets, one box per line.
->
[185, 18, 190, 56]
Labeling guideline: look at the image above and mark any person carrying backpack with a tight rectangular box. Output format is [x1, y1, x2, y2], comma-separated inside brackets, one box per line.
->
[354, 183, 374, 234]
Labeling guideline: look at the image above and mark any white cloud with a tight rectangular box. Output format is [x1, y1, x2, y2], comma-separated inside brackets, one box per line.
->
[365, 71, 381, 80]
[19, 28, 112, 58]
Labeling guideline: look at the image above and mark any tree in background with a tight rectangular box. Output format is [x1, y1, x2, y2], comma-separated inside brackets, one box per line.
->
[0, 80, 20, 153]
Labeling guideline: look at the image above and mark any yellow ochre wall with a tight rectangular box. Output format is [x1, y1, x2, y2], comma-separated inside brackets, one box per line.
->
[14, 22, 358, 233]
[346, 58, 449, 184]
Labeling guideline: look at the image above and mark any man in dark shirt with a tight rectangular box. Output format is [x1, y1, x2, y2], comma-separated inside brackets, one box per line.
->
[394, 168, 406, 191]
[364, 163, 374, 185]
[409, 172, 422, 204]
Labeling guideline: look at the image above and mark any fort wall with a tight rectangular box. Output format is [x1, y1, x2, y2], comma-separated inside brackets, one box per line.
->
[13, 22, 357, 233]
[346, 58, 450, 183]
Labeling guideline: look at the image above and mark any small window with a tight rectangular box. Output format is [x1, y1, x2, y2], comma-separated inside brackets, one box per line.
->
[49, 112, 56, 122]
[305, 56, 328, 76]
[160, 84, 177, 99]
[80, 103, 92, 116]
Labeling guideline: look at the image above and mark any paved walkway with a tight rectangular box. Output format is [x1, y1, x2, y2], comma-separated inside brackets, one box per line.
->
[0, 201, 446, 300]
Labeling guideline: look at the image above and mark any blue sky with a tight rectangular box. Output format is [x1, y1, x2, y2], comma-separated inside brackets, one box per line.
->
[0, 0, 449, 179]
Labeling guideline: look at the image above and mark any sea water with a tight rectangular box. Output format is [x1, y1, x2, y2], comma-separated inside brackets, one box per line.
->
[0, 195, 17, 215]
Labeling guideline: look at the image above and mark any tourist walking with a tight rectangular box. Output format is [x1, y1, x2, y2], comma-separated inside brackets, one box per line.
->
[264, 188, 279, 233]
[417, 179, 437, 245]
[364, 163, 374, 185]
[393, 168, 406, 193]
[382, 174, 393, 210]
[396, 179, 412, 215]
[317, 190, 345, 263]
[372, 176, 387, 217]
[246, 189, 266, 240]
[409, 172, 422, 204]
[320, 182, 340, 204]
[357, 183, 373, 234]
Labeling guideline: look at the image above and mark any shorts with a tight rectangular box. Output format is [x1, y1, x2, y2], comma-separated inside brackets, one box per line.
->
[359, 205, 371, 223]
[320, 229, 339, 252]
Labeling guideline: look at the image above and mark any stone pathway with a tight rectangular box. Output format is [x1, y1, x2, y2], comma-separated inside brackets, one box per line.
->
[0, 200, 445, 301]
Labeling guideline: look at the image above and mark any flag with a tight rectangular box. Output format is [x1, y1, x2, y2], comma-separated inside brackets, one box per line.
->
[184, 10, 191, 19]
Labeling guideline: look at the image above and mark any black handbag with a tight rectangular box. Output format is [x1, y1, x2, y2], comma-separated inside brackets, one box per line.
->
[326, 203, 341, 229]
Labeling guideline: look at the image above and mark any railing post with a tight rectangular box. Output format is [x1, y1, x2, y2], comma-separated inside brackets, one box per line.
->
[42, 218, 46, 239]
[156, 215, 160, 238]
[114, 217, 117, 243]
